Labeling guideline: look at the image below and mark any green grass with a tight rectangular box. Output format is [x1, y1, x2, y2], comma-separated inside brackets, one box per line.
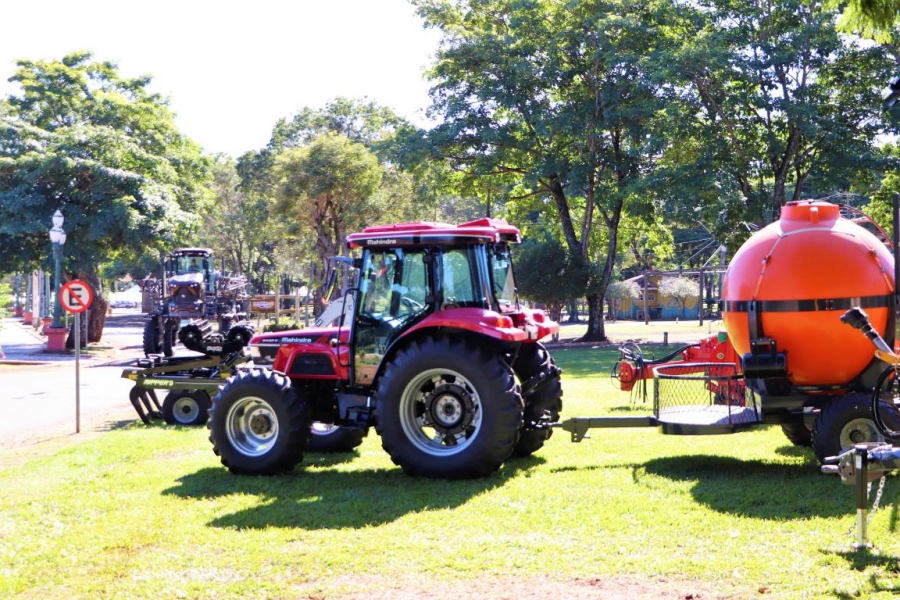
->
[3, 345, 900, 598]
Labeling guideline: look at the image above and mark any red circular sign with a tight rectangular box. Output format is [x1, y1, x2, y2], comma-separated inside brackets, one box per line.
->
[59, 280, 94, 314]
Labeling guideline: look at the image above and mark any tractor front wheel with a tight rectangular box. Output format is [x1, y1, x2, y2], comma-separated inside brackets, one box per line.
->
[307, 423, 366, 453]
[812, 393, 900, 463]
[375, 337, 523, 479]
[143, 318, 161, 356]
[208, 370, 311, 475]
[511, 343, 562, 457]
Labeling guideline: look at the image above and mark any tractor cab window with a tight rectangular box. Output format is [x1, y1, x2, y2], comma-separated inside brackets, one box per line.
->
[354, 248, 431, 385]
[440, 248, 482, 308]
[175, 256, 206, 275]
[490, 244, 517, 313]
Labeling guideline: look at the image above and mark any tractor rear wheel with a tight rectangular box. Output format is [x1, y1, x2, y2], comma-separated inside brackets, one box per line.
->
[143, 319, 161, 356]
[308, 423, 366, 453]
[162, 390, 211, 426]
[208, 370, 311, 475]
[511, 343, 562, 457]
[375, 337, 523, 479]
[812, 393, 900, 463]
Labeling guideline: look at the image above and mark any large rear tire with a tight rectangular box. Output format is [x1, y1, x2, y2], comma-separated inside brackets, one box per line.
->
[511, 343, 562, 457]
[208, 370, 311, 475]
[375, 337, 523, 479]
[812, 393, 900, 463]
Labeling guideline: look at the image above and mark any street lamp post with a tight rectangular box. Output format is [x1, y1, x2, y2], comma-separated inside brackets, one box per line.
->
[48, 210, 67, 329]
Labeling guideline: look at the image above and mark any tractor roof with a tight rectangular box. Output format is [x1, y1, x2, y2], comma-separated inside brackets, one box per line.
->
[170, 248, 213, 257]
[346, 218, 521, 249]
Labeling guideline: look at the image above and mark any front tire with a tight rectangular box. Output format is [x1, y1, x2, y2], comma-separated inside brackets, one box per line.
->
[375, 337, 523, 479]
[143, 319, 161, 356]
[208, 370, 311, 475]
[511, 343, 563, 457]
[307, 423, 366, 453]
[812, 393, 900, 463]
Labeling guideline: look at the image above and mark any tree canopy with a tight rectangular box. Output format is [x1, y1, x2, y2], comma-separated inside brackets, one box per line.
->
[0, 52, 210, 340]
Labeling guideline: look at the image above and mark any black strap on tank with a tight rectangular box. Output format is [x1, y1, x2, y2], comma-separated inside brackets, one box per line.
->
[723, 294, 891, 314]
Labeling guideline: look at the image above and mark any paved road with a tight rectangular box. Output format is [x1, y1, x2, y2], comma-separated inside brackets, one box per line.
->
[0, 310, 193, 449]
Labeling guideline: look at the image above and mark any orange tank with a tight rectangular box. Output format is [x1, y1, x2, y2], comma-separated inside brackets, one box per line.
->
[722, 201, 894, 387]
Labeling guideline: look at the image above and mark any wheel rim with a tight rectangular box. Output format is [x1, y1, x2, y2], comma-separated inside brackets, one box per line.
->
[172, 395, 201, 424]
[840, 417, 884, 447]
[225, 396, 279, 456]
[398, 368, 482, 456]
[311, 422, 339, 437]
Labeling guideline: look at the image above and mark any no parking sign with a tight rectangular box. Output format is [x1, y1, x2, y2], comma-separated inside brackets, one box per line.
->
[58, 279, 93, 434]
[59, 280, 93, 314]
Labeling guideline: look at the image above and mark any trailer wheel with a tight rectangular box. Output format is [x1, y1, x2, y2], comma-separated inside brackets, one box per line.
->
[143, 319, 161, 356]
[307, 423, 366, 453]
[208, 370, 311, 475]
[780, 422, 812, 447]
[375, 337, 523, 479]
[812, 393, 900, 463]
[162, 390, 211, 426]
[511, 343, 563, 457]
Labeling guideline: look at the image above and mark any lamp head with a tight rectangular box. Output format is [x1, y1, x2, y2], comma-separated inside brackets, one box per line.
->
[52, 210, 64, 230]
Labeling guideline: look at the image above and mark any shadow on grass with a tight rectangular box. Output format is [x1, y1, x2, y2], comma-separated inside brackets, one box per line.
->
[822, 548, 900, 599]
[163, 454, 546, 530]
[637, 454, 896, 520]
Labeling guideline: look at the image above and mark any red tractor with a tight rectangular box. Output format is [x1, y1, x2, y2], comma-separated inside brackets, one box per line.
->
[207, 218, 562, 479]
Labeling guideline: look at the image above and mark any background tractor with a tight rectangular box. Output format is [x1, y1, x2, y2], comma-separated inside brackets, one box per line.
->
[207, 218, 562, 479]
[143, 248, 253, 358]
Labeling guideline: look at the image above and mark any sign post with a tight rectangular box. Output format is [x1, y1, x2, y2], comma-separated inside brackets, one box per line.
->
[59, 280, 94, 433]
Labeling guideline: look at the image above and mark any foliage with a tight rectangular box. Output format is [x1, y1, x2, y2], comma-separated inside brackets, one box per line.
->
[514, 236, 592, 322]
[0, 52, 210, 341]
[414, 0, 673, 341]
[262, 317, 302, 332]
[830, 0, 900, 40]
[659, 275, 700, 318]
[655, 0, 896, 245]
[274, 133, 383, 268]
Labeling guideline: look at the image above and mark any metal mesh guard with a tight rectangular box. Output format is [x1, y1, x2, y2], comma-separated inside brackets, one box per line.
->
[653, 362, 761, 432]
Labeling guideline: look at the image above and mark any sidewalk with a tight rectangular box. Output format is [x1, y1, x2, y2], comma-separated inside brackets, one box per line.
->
[0, 316, 127, 366]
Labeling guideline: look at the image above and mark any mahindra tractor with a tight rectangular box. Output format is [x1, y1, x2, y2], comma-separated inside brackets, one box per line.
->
[143, 248, 253, 358]
[207, 218, 562, 479]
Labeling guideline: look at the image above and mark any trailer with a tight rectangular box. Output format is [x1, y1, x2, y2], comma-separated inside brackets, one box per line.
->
[122, 351, 250, 426]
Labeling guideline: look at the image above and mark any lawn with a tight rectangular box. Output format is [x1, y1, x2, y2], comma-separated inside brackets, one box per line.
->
[2, 334, 900, 599]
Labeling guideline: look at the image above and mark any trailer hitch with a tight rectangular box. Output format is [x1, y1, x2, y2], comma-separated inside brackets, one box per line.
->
[822, 442, 898, 548]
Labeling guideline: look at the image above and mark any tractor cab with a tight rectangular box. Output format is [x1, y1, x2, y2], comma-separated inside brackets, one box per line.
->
[161, 248, 218, 320]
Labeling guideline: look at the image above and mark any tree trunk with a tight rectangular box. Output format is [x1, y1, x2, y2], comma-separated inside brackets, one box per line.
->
[582, 293, 606, 342]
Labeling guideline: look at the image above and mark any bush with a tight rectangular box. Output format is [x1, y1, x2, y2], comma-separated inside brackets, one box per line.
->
[263, 318, 302, 332]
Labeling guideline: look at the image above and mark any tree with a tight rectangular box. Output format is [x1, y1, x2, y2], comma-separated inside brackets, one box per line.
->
[514, 236, 592, 328]
[0, 52, 210, 343]
[659, 276, 699, 319]
[605, 280, 639, 321]
[831, 0, 900, 40]
[274, 133, 383, 274]
[414, 0, 671, 341]
[656, 0, 895, 239]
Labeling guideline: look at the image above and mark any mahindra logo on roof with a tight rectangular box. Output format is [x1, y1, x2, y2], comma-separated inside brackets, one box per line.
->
[368, 238, 398, 245]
